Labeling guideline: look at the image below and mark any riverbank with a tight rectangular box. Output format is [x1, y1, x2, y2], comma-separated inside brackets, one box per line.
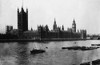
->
[0, 38, 91, 42]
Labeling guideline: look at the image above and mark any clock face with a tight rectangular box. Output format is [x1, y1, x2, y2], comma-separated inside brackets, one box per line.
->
[72, 25, 74, 27]
[72, 24, 76, 27]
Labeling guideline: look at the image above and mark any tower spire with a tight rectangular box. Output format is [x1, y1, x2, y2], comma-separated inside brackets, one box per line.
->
[21, 0, 24, 9]
[73, 19, 75, 24]
[53, 18, 57, 30]
[21, 0, 24, 12]
[22, 0, 23, 7]
[54, 18, 56, 22]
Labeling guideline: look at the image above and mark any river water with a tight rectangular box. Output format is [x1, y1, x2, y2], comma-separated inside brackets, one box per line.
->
[0, 40, 100, 65]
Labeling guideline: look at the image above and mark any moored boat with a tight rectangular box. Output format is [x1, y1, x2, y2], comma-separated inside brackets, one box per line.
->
[62, 46, 99, 51]
[30, 49, 45, 54]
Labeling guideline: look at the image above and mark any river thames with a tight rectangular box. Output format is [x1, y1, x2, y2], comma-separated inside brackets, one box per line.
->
[0, 40, 100, 65]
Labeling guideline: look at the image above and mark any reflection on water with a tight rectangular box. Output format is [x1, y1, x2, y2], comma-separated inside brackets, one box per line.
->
[16, 42, 29, 65]
[0, 40, 99, 65]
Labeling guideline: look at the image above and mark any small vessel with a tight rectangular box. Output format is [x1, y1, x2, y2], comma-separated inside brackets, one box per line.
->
[30, 49, 45, 54]
[62, 46, 99, 51]
[80, 59, 100, 65]
[30, 43, 45, 54]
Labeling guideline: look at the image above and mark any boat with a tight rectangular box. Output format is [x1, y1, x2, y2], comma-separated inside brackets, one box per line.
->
[80, 59, 100, 65]
[30, 49, 45, 54]
[62, 46, 99, 51]
[30, 43, 45, 54]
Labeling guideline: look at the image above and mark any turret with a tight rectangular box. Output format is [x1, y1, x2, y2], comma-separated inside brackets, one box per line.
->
[53, 18, 57, 31]
[62, 25, 64, 31]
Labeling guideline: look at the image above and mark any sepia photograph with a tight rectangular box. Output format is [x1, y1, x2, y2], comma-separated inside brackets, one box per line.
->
[0, 0, 100, 65]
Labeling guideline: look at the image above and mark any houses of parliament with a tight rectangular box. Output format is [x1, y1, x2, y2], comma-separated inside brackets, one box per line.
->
[4, 7, 86, 40]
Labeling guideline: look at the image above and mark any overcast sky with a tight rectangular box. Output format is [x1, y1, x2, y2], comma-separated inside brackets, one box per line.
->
[0, 0, 100, 34]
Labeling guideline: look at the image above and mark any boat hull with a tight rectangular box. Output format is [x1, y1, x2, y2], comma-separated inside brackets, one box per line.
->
[30, 50, 45, 54]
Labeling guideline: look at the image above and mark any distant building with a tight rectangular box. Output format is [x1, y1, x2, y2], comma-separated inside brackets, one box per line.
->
[17, 7, 28, 32]
[21, 19, 87, 39]
[37, 25, 49, 38]
[23, 30, 39, 39]
[80, 30, 87, 39]
[67, 28, 72, 32]
[72, 19, 76, 33]
[2, 6, 88, 40]
[10, 29, 19, 35]
[6, 25, 13, 34]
